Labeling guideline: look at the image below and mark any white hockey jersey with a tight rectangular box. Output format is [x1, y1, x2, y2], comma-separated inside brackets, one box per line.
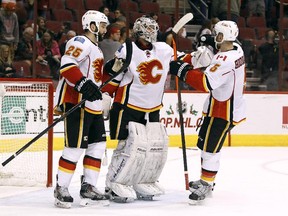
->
[54, 35, 104, 114]
[185, 43, 246, 124]
[104, 41, 174, 112]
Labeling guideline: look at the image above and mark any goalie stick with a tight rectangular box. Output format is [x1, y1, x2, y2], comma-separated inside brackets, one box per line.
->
[171, 13, 194, 190]
[0, 38, 133, 169]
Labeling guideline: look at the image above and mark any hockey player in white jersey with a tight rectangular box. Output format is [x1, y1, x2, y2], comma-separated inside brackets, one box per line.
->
[53, 10, 109, 208]
[169, 20, 246, 204]
[101, 15, 177, 203]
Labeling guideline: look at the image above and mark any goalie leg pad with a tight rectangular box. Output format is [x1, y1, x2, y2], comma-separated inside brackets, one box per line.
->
[133, 123, 169, 196]
[106, 122, 148, 199]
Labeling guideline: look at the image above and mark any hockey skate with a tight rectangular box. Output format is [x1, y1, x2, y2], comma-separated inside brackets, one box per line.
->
[54, 184, 74, 208]
[79, 176, 110, 207]
[188, 180, 214, 205]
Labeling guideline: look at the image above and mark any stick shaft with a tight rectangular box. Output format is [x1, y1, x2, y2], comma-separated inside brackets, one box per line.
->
[172, 37, 189, 190]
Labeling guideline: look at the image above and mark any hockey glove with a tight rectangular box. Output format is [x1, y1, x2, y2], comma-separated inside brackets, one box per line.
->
[104, 58, 124, 76]
[191, 46, 214, 69]
[102, 92, 112, 118]
[169, 60, 192, 82]
[74, 77, 102, 102]
[112, 58, 124, 73]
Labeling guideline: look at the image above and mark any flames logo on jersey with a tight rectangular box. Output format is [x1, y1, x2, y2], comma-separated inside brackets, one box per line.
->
[136, 59, 163, 85]
[92, 58, 103, 82]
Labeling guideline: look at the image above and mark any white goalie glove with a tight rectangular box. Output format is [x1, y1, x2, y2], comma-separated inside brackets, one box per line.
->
[191, 46, 214, 69]
[102, 92, 112, 118]
[112, 58, 124, 73]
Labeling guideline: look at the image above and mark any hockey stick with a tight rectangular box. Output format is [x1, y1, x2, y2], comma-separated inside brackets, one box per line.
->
[171, 13, 193, 190]
[0, 38, 133, 168]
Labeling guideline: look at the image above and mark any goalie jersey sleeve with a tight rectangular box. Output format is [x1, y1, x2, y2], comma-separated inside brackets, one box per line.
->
[54, 36, 104, 114]
[185, 43, 246, 124]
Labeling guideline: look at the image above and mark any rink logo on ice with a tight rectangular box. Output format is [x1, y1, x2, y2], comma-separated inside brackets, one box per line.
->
[283, 106, 288, 127]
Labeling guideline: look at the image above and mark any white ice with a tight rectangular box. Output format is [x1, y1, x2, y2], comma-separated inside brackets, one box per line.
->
[0, 147, 288, 216]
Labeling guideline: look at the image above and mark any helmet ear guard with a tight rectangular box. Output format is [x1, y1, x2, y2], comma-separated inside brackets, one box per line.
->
[82, 10, 108, 35]
[213, 20, 239, 44]
[133, 15, 159, 43]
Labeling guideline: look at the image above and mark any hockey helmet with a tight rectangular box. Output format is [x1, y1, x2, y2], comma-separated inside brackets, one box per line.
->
[82, 10, 108, 34]
[213, 20, 238, 44]
[133, 15, 159, 43]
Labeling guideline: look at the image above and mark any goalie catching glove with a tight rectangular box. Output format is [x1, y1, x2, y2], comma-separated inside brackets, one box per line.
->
[74, 77, 102, 102]
[169, 60, 192, 82]
[104, 58, 125, 76]
[191, 46, 214, 69]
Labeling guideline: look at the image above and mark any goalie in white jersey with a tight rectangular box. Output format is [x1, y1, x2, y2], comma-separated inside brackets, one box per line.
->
[101, 15, 179, 203]
[170, 20, 246, 204]
[53, 10, 109, 208]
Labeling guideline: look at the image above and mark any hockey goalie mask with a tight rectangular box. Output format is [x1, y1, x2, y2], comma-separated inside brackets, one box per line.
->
[82, 10, 108, 35]
[133, 16, 159, 43]
[213, 20, 238, 45]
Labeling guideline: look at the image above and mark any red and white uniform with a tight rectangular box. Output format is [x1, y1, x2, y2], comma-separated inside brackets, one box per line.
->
[104, 41, 174, 112]
[54, 36, 104, 114]
[186, 43, 246, 124]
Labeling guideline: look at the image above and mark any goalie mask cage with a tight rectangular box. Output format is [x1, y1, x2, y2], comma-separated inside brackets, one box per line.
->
[0, 78, 53, 187]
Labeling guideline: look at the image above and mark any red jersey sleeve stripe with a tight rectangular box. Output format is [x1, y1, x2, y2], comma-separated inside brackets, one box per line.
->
[185, 69, 210, 92]
[60, 64, 83, 84]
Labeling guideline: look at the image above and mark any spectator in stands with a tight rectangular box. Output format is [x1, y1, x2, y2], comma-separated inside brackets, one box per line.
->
[36, 30, 61, 79]
[113, 8, 124, 22]
[0, 44, 20, 78]
[14, 26, 34, 66]
[114, 15, 127, 28]
[258, 29, 282, 90]
[36, 16, 47, 40]
[194, 19, 213, 48]
[59, 30, 77, 56]
[119, 25, 133, 44]
[99, 23, 121, 63]
[99, 5, 113, 25]
[0, 0, 19, 60]
[211, 0, 241, 22]
[247, 0, 266, 17]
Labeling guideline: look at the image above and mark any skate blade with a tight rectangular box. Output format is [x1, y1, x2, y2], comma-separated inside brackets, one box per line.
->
[54, 199, 72, 209]
[188, 198, 205, 205]
[80, 198, 110, 207]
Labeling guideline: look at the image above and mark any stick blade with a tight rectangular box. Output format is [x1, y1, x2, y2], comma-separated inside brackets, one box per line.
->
[172, 13, 194, 34]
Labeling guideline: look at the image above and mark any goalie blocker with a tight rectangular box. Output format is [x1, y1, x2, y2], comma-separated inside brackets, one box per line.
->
[106, 122, 168, 202]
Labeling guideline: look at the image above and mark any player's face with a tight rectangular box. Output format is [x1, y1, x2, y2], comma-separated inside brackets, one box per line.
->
[145, 24, 157, 33]
[215, 33, 223, 43]
[98, 22, 107, 35]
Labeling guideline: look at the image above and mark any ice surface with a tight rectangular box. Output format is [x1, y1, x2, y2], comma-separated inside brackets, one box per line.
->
[1, 147, 287, 216]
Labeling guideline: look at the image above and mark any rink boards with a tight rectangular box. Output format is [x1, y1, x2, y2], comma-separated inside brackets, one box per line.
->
[53, 92, 288, 149]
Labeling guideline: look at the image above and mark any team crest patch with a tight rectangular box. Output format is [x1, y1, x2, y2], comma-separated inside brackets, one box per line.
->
[74, 37, 85, 43]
